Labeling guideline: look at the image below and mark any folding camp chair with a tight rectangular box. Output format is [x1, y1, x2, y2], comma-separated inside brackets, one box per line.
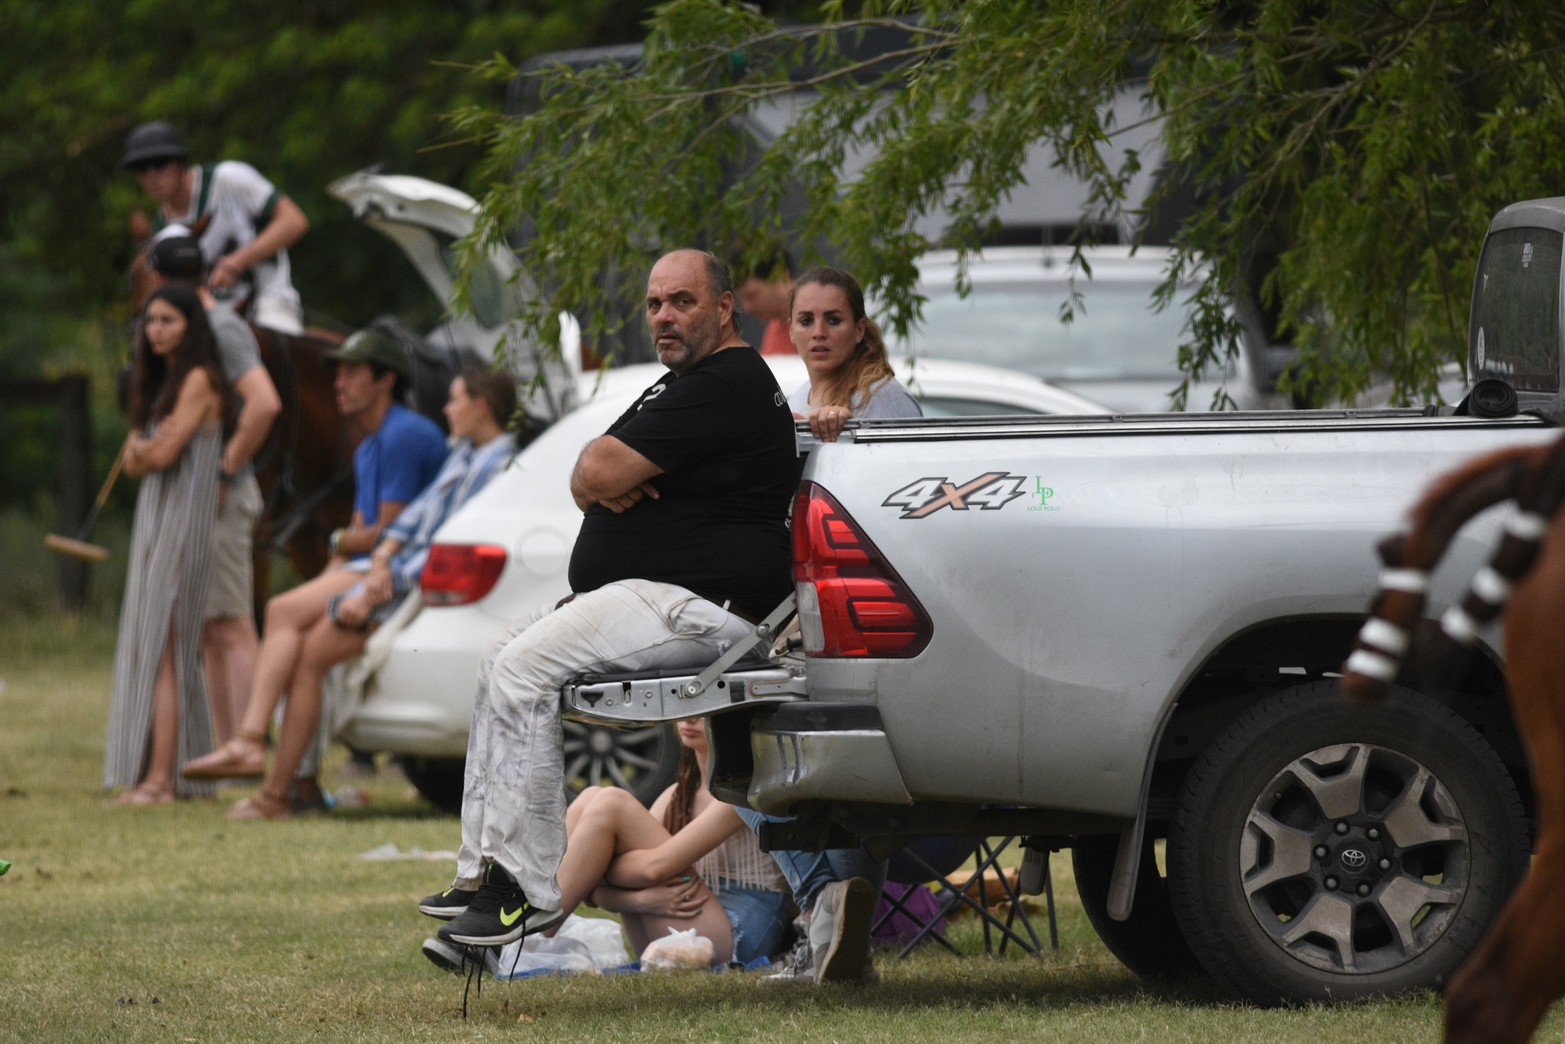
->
[873, 835, 1057, 959]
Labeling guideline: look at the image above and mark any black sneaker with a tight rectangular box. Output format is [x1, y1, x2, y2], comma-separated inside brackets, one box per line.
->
[421, 937, 498, 976]
[437, 861, 564, 947]
[418, 885, 477, 920]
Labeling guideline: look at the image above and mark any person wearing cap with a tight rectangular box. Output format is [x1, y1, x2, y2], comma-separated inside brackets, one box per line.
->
[145, 228, 282, 750]
[122, 120, 310, 334]
[323, 328, 450, 564]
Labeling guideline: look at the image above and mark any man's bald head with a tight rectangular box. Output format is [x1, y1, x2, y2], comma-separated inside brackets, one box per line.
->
[645, 250, 737, 375]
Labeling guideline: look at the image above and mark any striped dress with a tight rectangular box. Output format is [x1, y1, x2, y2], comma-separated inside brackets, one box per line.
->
[102, 424, 222, 797]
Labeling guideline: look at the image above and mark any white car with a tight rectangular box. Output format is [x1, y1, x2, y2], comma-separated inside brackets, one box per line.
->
[884, 245, 1297, 413]
[324, 171, 1109, 810]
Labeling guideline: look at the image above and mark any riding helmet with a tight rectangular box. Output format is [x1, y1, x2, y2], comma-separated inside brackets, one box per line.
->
[121, 120, 190, 169]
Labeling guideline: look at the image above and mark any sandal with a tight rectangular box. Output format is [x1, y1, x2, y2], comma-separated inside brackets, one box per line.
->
[183, 734, 266, 780]
[116, 782, 174, 806]
[226, 789, 292, 821]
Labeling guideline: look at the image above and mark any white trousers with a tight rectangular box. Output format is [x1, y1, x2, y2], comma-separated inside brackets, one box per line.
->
[454, 579, 754, 907]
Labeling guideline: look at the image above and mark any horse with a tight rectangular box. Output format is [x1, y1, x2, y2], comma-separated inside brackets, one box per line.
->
[127, 217, 357, 612]
[1341, 430, 1565, 1043]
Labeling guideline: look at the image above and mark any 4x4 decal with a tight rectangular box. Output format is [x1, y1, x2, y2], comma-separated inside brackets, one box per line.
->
[882, 472, 1028, 519]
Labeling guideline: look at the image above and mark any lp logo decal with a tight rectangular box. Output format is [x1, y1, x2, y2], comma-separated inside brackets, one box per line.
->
[882, 472, 1027, 519]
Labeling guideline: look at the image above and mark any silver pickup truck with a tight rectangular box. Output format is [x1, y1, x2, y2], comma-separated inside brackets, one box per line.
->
[563, 197, 1565, 1005]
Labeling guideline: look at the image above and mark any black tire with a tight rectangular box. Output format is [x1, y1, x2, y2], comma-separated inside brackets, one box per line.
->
[1167, 681, 1528, 1005]
[1072, 833, 1205, 980]
[401, 723, 682, 814]
[561, 720, 680, 806]
[402, 756, 465, 814]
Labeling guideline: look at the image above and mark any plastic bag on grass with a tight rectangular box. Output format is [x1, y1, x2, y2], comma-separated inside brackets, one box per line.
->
[492, 914, 629, 980]
[639, 927, 715, 970]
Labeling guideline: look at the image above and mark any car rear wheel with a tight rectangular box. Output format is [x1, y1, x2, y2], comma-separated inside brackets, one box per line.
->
[562, 721, 680, 805]
[401, 723, 681, 814]
[1167, 681, 1528, 1004]
[1071, 833, 1204, 981]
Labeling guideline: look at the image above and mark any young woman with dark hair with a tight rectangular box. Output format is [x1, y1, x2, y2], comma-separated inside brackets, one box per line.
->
[105, 284, 233, 804]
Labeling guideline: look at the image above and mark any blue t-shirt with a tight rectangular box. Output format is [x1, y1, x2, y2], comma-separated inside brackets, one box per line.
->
[353, 404, 448, 525]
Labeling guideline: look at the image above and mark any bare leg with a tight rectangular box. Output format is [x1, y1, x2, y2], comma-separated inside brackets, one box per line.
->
[202, 621, 234, 745]
[202, 615, 260, 745]
[247, 617, 367, 811]
[123, 634, 179, 804]
[556, 787, 733, 961]
[240, 570, 361, 737]
[187, 571, 360, 781]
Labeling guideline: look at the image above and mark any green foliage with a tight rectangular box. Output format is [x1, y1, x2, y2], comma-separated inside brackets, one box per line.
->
[0, 0, 665, 352]
[456, 0, 1565, 407]
[0, 0, 668, 566]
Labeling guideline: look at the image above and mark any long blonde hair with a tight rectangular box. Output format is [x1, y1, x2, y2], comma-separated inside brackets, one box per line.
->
[790, 266, 894, 409]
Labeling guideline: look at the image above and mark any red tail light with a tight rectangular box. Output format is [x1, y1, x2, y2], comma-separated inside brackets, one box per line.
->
[792, 482, 931, 657]
[420, 544, 508, 606]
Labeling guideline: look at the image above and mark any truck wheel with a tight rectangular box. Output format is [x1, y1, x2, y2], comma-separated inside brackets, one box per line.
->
[1072, 834, 1204, 980]
[1167, 681, 1528, 1005]
[562, 721, 680, 807]
[402, 723, 680, 814]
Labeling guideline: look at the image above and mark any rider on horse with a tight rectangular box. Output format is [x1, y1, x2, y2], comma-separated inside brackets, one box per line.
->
[123, 120, 310, 335]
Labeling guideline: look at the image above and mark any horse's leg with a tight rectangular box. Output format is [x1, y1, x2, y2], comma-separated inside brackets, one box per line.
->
[1446, 522, 1565, 1043]
[1445, 854, 1565, 1043]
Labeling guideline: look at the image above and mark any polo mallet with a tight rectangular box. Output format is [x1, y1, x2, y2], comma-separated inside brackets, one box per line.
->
[44, 442, 127, 562]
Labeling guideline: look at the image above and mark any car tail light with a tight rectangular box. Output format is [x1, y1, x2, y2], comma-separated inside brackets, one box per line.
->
[419, 543, 507, 606]
[792, 482, 931, 657]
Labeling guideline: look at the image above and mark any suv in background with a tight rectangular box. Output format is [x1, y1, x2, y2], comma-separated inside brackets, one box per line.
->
[888, 246, 1297, 413]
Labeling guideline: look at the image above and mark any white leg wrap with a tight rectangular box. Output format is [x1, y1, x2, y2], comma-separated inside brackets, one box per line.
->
[1378, 568, 1429, 594]
[1345, 649, 1399, 682]
[1356, 617, 1409, 655]
[1441, 605, 1481, 645]
[1505, 510, 1549, 541]
[1471, 566, 1511, 605]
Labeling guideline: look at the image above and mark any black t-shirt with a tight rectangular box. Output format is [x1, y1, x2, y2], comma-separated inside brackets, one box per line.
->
[567, 347, 801, 620]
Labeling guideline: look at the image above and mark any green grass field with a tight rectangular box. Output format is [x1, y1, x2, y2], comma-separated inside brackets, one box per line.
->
[0, 610, 1506, 1041]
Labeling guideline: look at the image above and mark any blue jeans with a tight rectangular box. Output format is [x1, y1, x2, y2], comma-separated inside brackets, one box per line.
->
[735, 807, 887, 912]
[718, 883, 794, 964]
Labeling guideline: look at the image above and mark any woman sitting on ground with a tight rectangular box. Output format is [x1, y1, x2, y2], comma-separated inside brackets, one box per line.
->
[426, 718, 794, 969]
[786, 264, 921, 441]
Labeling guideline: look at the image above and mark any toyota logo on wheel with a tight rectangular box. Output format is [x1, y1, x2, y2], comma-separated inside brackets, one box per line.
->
[1340, 848, 1369, 871]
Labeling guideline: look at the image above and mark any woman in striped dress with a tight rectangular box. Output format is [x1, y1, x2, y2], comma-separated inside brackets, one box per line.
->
[104, 284, 232, 804]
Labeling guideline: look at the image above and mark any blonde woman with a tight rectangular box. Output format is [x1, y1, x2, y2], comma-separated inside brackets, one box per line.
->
[787, 265, 921, 441]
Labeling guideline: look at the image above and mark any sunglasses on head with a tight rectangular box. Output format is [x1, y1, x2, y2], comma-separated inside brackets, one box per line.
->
[130, 157, 178, 174]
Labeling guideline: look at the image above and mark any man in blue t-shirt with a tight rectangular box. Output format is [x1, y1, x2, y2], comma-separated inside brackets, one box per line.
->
[325, 329, 449, 560]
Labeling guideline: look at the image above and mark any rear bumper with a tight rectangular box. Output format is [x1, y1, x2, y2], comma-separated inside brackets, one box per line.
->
[746, 702, 913, 814]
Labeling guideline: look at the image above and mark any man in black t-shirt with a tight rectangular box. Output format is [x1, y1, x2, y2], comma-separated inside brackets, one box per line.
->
[422, 250, 799, 950]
